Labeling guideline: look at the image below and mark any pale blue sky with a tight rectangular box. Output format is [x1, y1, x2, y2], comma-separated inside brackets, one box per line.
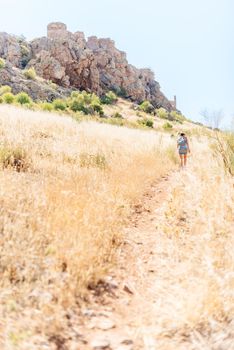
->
[0, 0, 233, 126]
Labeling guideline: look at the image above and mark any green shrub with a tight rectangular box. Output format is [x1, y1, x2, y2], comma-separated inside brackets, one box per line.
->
[41, 102, 53, 112]
[71, 91, 80, 99]
[82, 91, 93, 104]
[0, 96, 3, 104]
[23, 68, 37, 80]
[138, 101, 154, 114]
[79, 152, 107, 170]
[112, 112, 123, 119]
[112, 86, 128, 98]
[20, 45, 31, 68]
[163, 122, 173, 130]
[138, 118, 154, 128]
[145, 118, 154, 128]
[101, 91, 118, 105]
[16, 92, 32, 105]
[156, 108, 169, 119]
[0, 85, 12, 95]
[0, 145, 30, 172]
[0, 58, 5, 69]
[69, 96, 86, 113]
[53, 99, 66, 111]
[69, 93, 103, 116]
[91, 101, 104, 116]
[2, 92, 15, 104]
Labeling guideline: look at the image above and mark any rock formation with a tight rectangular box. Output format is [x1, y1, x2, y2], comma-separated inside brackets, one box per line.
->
[0, 23, 173, 110]
[0, 61, 71, 101]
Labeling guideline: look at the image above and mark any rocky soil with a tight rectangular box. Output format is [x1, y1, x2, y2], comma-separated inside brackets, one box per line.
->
[0, 22, 173, 109]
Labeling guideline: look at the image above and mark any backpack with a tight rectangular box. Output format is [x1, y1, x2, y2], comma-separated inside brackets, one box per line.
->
[178, 136, 187, 149]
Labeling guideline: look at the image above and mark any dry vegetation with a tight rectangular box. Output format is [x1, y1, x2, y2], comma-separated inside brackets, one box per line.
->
[142, 139, 234, 349]
[0, 103, 233, 349]
[0, 105, 177, 349]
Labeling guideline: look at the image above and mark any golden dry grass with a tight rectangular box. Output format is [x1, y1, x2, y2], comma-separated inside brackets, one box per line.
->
[104, 138, 234, 350]
[139, 140, 234, 348]
[0, 105, 177, 349]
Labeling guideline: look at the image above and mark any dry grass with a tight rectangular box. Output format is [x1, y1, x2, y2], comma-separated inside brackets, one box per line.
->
[0, 105, 177, 349]
[146, 140, 234, 349]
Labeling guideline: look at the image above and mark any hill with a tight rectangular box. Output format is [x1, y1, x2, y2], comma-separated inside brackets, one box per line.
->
[0, 104, 233, 349]
[0, 23, 173, 110]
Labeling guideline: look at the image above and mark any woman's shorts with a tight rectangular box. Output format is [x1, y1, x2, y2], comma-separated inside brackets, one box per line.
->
[179, 150, 187, 155]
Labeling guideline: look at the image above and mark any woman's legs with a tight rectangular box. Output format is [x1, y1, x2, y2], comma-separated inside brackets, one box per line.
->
[179, 154, 187, 167]
[179, 154, 183, 167]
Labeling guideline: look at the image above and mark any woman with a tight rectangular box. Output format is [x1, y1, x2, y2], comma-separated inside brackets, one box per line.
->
[177, 133, 190, 168]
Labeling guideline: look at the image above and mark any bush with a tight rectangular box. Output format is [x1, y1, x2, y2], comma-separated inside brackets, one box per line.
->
[53, 99, 67, 111]
[0, 96, 3, 104]
[112, 112, 123, 119]
[112, 86, 128, 97]
[0, 58, 6, 69]
[145, 118, 154, 128]
[0, 145, 30, 172]
[156, 108, 169, 119]
[101, 91, 118, 105]
[91, 101, 104, 116]
[41, 102, 53, 112]
[71, 91, 80, 99]
[16, 92, 32, 105]
[138, 118, 154, 128]
[163, 122, 173, 130]
[138, 100, 154, 114]
[23, 68, 37, 80]
[69, 93, 103, 116]
[69, 96, 86, 113]
[2, 92, 15, 104]
[19, 45, 31, 68]
[0, 85, 12, 95]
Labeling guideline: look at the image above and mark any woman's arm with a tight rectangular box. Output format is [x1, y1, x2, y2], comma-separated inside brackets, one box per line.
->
[186, 138, 191, 152]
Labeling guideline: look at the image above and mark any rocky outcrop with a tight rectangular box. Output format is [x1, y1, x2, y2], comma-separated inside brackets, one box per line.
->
[0, 32, 31, 68]
[0, 23, 173, 110]
[0, 62, 71, 101]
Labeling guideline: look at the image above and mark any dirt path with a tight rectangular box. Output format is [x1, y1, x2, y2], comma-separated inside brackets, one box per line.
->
[77, 171, 182, 349]
[76, 155, 234, 350]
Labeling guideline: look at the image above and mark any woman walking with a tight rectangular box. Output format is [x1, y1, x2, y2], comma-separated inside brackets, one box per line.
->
[177, 133, 190, 168]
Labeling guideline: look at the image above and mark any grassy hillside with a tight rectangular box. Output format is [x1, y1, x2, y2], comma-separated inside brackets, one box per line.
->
[0, 105, 178, 346]
[0, 104, 233, 349]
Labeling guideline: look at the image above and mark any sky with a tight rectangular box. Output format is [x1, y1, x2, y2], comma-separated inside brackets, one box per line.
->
[0, 0, 233, 126]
